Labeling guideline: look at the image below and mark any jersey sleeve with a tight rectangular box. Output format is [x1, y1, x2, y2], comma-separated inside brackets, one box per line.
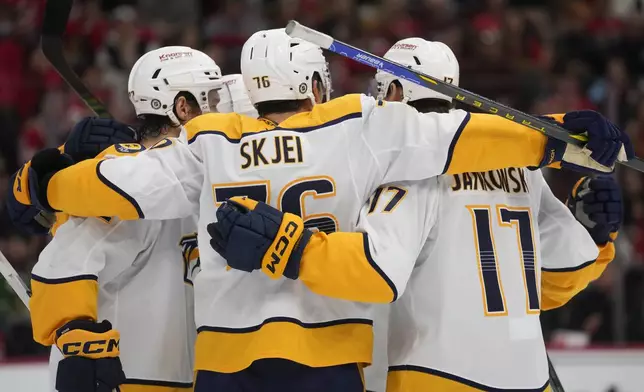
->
[359, 95, 547, 183]
[30, 216, 146, 346]
[535, 172, 613, 311]
[46, 138, 203, 220]
[298, 180, 437, 303]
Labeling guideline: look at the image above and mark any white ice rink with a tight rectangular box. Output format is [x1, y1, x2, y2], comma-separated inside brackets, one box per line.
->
[0, 349, 642, 391]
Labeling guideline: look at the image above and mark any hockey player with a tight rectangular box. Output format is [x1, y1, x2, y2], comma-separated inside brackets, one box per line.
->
[12, 46, 227, 392]
[208, 39, 623, 391]
[18, 29, 630, 392]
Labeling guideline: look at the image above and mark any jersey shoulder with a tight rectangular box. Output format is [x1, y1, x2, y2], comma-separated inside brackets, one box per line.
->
[96, 143, 146, 159]
[184, 112, 271, 143]
[279, 94, 363, 131]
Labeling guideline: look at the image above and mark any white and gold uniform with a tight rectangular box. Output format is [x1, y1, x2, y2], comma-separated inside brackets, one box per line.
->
[348, 169, 614, 391]
[29, 141, 199, 392]
[42, 94, 554, 374]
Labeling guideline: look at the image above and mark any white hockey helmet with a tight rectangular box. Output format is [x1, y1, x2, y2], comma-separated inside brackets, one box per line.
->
[217, 74, 259, 118]
[240, 28, 331, 108]
[128, 46, 223, 125]
[376, 38, 459, 103]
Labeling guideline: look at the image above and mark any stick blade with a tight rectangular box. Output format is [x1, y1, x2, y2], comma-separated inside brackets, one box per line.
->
[285, 20, 334, 49]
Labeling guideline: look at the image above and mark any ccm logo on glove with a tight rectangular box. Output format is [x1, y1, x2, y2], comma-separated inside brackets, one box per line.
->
[265, 220, 301, 274]
[55, 320, 121, 359]
[60, 338, 119, 356]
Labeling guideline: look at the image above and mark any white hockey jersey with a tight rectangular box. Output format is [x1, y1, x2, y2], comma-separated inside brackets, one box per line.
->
[29, 143, 199, 392]
[353, 169, 615, 391]
[41, 94, 552, 373]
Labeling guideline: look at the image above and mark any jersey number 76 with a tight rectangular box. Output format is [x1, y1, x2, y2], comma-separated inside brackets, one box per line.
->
[212, 176, 338, 234]
[467, 205, 540, 316]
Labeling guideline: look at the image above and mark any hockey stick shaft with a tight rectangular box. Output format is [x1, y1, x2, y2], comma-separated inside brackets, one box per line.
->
[285, 21, 644, 173]
[0, 250, 30, 310]
[547, 355, 565, 392]
[41, 0, 111, 118]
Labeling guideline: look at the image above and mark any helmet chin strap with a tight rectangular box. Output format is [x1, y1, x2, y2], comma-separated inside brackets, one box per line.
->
[166, 105, 181, 126]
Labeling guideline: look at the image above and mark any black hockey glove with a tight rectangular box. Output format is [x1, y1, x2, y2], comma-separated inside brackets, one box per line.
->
[208, 196, 313, 280]
[537, 111, 633, 173]
[5, 171, 56, 235]
[64, 117, 138, 162]
[567, 176, 622, 245]
[27, 148, 74, 213]
[55, 319, 126, 392]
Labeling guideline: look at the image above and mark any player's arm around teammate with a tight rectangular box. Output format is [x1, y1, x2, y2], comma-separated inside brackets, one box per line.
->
[206, 38, 625, 305]
[6, 117, 136, 235]
[11, 32, 631, 222]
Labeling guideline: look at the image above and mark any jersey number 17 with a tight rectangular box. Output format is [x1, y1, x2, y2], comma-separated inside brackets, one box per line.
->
[467, 205, 540, 317]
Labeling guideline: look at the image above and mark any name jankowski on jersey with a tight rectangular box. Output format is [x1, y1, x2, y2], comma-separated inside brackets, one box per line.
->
[451, 167, 529, 194]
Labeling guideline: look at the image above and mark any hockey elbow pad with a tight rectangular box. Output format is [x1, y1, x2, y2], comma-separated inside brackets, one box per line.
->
[55, 319, 126, 392]
[208, 196, 313, 280]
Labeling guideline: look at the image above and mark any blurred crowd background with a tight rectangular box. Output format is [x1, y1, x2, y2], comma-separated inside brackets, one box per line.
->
[0, 0, 643, 359]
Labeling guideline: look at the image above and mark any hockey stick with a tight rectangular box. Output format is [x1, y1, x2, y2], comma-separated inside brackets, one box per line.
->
[548, 356, 565, 392]
[0, 250, 31, 309]
[41, 0, 111, 118]
[285, 21, 644, 174]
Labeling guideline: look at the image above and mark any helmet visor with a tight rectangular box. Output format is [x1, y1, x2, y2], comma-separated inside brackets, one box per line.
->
[207, 87, 226, 113]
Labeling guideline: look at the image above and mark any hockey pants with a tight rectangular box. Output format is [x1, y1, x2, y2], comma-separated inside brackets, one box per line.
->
[194, 359, 365, 392]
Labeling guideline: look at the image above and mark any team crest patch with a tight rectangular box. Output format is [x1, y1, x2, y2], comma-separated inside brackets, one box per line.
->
[151, 99, 162, 109]
[299, 83, 307, 94]
[115, 143, 144, 153]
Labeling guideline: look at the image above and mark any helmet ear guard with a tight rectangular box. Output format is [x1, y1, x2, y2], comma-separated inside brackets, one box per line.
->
[216, 74, 259, 118]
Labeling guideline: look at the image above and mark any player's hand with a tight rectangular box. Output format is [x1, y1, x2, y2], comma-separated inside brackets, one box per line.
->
[539, 111, 633, 173]
[26, 148, 74, 213]
[567, 176, 622, 245]
[6, 172, 56, 235]
[64, 117, 138, 162]
[207, 196, 313, 280]
[54, 319, 126, 392]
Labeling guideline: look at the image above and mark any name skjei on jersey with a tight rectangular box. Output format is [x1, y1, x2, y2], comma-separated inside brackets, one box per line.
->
[451, 167, 529, 194]
[240, 134, 304, 169]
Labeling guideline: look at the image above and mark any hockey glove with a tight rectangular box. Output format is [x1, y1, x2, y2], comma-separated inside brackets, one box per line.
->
[26, 148, 74, 213]
[55, 319, 126, 392]
[6, 172, 56, 235]
[567, 176, 622, 245]
[64, 117, 138, 162]
[538, 111, 633, 173]
[208, 196, 313, 280]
